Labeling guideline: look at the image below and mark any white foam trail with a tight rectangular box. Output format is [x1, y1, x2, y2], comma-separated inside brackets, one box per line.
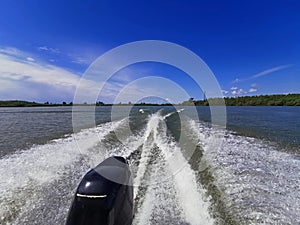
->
[132, 172, 155, 225]
[177, 108, 185, 113]
[163, 108, 184, 119]
[111, 133, 144, 159]
[154, 116, 214, 225]
[88, 119, 145, 167]
[0, 120, 123, 221]
[164, 111, 175, 119]
[188, 119, 300, 224]
[133, 114, 160, 197]
[134, 113, 214, 225]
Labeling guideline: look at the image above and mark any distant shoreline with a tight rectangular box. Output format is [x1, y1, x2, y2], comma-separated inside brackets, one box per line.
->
[1, 94, 299, 107]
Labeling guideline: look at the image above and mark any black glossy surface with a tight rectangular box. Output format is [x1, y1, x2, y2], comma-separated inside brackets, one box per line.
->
[66, 156, 133, 225]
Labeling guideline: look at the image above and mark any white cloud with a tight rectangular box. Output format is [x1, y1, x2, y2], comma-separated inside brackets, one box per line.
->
[248, 88, 257, 93]
[26, 57, 35, 62]
[231, 88, 247, 95]
[0, 46, 33, 63]
[112, 76, 191, 104]
[38, 45, 96, 65]
[0, 48, 104, 102]
[231, 86, 238, 90]
[38, 46, 60, 53]
[222, 89, 229, 94]
[232, 78, 241, 83]
[0, 47, 24, 57]
[68, 51, 99, 66]
[71, 56, 92, 65]
[0, 47, 192, 103]
[251, 65, 292, 78]
[231, 65, 292, 85]
[251, 83, 258, 87]
[66, 47, 102, 66]
[0, 54, 79, 85]
[1, 46, 36, 63]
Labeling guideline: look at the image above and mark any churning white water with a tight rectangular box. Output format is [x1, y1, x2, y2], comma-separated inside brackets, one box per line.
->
[0, 112, 214, 225]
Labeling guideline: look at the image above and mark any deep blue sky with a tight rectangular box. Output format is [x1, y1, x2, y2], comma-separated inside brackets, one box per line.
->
[0, 0, 299, 103]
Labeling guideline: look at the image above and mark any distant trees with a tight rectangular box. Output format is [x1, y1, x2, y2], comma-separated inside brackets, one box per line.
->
[1, 94, 299, 107]
[96, 101, 105, 106]
[0, 100, 42, 107]
[181, 98, 195, 105]
[0, 100, 74, 107]
[186, 94, 300, 106]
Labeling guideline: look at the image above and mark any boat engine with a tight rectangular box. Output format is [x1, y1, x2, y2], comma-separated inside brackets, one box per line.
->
[65, 156, 133, 225]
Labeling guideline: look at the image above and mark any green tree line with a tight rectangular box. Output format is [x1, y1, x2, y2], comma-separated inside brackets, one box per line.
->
[0, 100, 73, 107]
[188, 94, 300, 106]
[1, 94, 299, 107]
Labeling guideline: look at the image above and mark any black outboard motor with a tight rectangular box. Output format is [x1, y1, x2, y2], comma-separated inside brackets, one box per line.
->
[66, 156, 133, 225]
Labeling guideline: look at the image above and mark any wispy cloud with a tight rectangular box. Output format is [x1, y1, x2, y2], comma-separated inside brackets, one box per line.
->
[230, 86, 248, 95]
[70, 55, 94, 65]
[0, 46, 31, 61]
[112, 76, 191, 104]
[222, 89, 229, 94]
[26, 57, 35, 62]
[38, 46, 60, 54]
[0, 47, 189, 103]
[251, 65, 292, 78]
[231, 64, 292, 84]
[38, 45, 98, 66]
[228, 85, 258, 96]
[231, 88, 247, 95]
[0, 47, 103, 102]
[232, 78, 241, 84]
[248, 88, 257, 93]
[66, 46, 103, 66]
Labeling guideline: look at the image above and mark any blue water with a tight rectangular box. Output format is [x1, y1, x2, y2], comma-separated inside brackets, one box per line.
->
[194, 106, 300, 152]
[0, 106, 299, 158]
[0, 106, 299, 224]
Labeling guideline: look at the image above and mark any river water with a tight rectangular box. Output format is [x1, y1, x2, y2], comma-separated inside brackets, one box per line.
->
[0, 106, 299, 224]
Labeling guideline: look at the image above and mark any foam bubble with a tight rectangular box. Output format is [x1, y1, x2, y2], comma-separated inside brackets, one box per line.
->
[189, 119, 300, 224]
[133, 113, 214, 225]
[0, 120, 123, 223]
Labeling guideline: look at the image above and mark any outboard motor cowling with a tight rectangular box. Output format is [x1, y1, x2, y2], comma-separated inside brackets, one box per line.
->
[66, 156, 133, 225]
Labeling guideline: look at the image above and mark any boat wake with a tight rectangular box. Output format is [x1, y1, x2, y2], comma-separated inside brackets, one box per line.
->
[132, 112, 214, 225]
[2, 108, 299, 225]
[0, 111, 214, 225]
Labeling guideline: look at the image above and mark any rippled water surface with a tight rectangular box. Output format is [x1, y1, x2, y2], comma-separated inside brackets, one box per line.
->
[0, 106, 299, 224]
